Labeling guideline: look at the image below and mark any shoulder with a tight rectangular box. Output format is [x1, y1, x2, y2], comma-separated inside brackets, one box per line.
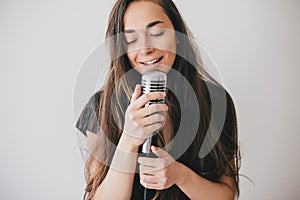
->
[75, 90, 102, 136]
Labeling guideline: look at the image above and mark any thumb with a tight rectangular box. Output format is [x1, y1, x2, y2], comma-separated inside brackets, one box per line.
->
[131, 84, 141, 103]
[151, 146, 170, 158]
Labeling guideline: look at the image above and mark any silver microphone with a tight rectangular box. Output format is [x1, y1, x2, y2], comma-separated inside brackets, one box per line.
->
[141, 70, 167, 154]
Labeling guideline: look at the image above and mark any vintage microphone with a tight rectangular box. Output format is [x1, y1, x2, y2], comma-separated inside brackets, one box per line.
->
[141, 70, 167, 200]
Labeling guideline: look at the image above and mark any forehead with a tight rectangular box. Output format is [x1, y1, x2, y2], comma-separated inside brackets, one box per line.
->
[124, 1, 174, 30]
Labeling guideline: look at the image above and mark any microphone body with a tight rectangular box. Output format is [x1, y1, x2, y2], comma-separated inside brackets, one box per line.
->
[141, 70, 167, 200]
[141, 70, 167, 155]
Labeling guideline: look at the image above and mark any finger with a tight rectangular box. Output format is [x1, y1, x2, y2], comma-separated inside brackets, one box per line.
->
[144, 122, 162, 135]
[134, 113, 166, 127]
[151, 146, 171, 158]
[140, 173, 158, 185]
[140, 164, 157, 174]
[140, 180, 161, 190]
[135, 104, 168, 118]
[131, 92, 166, 110]
[138, 156, 161, 167]
[130, 84, 141, 103]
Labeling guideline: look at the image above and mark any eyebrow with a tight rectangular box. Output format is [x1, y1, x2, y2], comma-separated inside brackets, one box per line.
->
[124, 20, 164, 33]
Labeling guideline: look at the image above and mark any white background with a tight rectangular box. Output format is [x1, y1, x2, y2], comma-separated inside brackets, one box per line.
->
[0, 0, 299, 199]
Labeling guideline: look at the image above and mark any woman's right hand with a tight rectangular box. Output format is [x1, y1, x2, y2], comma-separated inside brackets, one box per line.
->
[122, 84, 168, 148]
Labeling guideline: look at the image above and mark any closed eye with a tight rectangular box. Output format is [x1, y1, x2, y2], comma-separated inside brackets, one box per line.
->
[150, 31, 164, 37]
[126, 39, 137, 44]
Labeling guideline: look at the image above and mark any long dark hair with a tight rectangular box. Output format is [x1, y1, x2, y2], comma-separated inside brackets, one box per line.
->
[83, 0, 240, 199]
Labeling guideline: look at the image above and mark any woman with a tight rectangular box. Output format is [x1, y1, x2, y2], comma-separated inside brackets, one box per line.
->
[76, 0, 240, 199]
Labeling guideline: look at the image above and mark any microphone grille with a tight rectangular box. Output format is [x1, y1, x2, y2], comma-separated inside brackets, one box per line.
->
[141, 70, 167, 104]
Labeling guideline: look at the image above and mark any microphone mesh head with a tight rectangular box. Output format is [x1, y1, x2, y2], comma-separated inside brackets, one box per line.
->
[141, 70, 167, 104]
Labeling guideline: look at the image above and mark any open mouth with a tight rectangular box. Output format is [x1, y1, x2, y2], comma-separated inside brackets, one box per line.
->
[140, 56, 163, 65]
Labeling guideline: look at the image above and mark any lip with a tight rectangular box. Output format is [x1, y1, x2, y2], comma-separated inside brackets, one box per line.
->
[139, 56, 164, 67]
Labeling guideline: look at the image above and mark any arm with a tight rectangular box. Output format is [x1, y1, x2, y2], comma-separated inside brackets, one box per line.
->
[176, 162, 237, 200]
[93, 134, 138, 200]
[138, 146, 237, 200]
[93, 85, 168, 200]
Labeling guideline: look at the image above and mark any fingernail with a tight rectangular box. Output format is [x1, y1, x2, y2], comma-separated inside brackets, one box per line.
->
[135, 84, 140, 90]
[151, 145, 158, 150]
[164, 104, 168, 110]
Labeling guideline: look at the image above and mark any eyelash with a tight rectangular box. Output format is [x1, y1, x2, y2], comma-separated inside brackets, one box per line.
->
[126, 39, 137, 45]
[150, 31, 164, 36]
[125, 31, 164, 45]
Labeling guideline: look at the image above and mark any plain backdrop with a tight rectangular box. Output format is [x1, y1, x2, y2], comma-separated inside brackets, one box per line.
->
[1, 0, 299, 199]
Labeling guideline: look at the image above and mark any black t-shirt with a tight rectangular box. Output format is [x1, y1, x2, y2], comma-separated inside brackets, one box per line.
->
[75, 91, 101, 136]
[75, 91, 191, 199]
[75, 85, 237, 200]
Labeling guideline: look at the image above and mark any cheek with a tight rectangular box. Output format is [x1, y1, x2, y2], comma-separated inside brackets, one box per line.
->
[166, 35, 177, 66]
[162, 34, 176, 65]
[152, 31, 176, 53]
[166, 52, 176, 67]
[166, 33, 177, 53]
[126, 52, 137, 65]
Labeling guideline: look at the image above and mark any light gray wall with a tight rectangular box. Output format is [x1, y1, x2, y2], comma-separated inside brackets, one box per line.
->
[0, 0, 299, 199]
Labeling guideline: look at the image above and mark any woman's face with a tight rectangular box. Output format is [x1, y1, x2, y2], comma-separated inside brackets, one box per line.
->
[124, 1, 177, 74]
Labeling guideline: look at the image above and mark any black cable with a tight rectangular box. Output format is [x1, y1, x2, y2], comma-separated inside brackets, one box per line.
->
[143, 150, 150, 200]
[143, 187, 147, 200]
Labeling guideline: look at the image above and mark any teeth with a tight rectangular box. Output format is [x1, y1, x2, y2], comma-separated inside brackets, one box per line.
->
[143, 58, 159, 65]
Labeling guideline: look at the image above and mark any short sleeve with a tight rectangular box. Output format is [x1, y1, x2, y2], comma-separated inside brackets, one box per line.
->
[75, 91, 101, 136]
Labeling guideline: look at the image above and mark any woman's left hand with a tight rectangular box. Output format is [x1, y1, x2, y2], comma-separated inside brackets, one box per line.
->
[137, 146, 185, 190]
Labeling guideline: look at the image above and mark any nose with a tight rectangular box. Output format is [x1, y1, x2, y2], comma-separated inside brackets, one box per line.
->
[140, 47, 154, 55]
[139, 36, 154, 56]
